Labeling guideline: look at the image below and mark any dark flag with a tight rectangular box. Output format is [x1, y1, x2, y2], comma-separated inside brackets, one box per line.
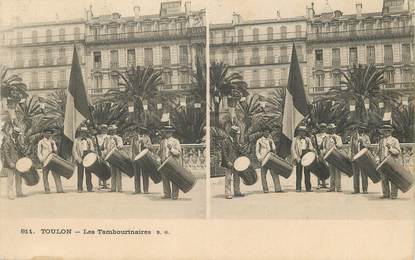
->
[61, 45, 91, 158]
[279, 42, 310, 158]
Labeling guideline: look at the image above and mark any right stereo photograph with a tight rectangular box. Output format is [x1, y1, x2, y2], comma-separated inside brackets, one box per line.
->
[208, 0, 415, 219]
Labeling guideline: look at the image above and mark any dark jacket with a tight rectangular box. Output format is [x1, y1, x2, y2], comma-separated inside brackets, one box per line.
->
[221, 136, 242, 168]
[1, 135, 22, 168]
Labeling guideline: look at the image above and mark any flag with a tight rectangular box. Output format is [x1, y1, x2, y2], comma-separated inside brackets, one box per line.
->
[279, 42, 310, 158]
[61, 45, 91, 158]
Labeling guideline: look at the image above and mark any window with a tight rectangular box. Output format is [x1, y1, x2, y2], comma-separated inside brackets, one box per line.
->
[94, 75, 103, 91]
[110, 50, 119, 69]
[267, 27, 273, 40]
[350, 23, 357, 36]
[251, 70, 260, 88]
[384, 69, 395, 87]
[31, 72, 39, 89]
[266, 69, 274, 87]
[162, 71, 172, 85]
[179, 70, 189, 84]
[74, 27, 80, 40]
[384, 20, 391, 34]
[93, 51, 102, 69]
[30, 49, 38, 66]
[210, 49, 216, 63]
[349, 47, 358, 66]
[161, 47, 171, 65]
[280, 26, 287, 39]
[236, 49, 244, 65]
[144, 48, 153, 66]
[16, 32, 23, 44]
[253, 28, 259, 41]
[222, 49, 229, 64]
[296, 46, 303, 61]
[222, 31, 227, 43]
[332, 48, 340, 67]
[280, 68, 288, 85]
[251, 47, 259, 64]
[367, 46, 376, 64]
[59, 70, 66, 87]
[402, 69, 412, 83]
[31, 31, 38, 43]
[46, 29, 52, 42]
[295, 25, 302, 38]
[266, 47, 274, 63]
[127, 24, 135, 38]
[332, 72, 341, 87]
[109, 26, 118, 40]
[384, 45, 393, 65]
[45, 71, 53, 88]
[59, 28, 65, 41]
[143, 23, 152, 32]
[280, 46, 288, 63]
[126, 49, 136, 68]
[111, 75, 119, 88]
[58, 48, 66, 64]
[237, 29, 244, 42]
[15, 50, 23, 67]
[316, 73, 325, 88]
[179, 45, 188, 65]
[402, 44, 411, 63]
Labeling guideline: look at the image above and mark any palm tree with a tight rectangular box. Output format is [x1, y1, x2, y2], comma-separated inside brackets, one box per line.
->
[191, 57, 206, 106]
[169, 101, 206, 143]
[1, 66, 28, 108]
[210, 62, 248, 126]
[91, 101, 132, 138]
[393, 103, 415, 143]
[102, 66, 163, 122]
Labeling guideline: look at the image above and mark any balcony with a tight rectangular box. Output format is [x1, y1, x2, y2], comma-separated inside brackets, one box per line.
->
[250, 56, 260, 65]
[384, 58, 394, 66]
[29, 59, 39, 67]
[2, 33, 85, 47]
[57, 57, 67, 65]
[162, 58, 171, 66]
[43, 58, 54, 66]
[265, 56, 275, 64]
[315, 60, 324, 69]
[250, 80, 261, 88]
[85, 27, 206, 45]
[279, 56, 289, 63]
[94, 63, 102, 70]
[308, 26, 414, 43]
[179, 56, 189, 65]
[235, 58, 245, 66]
[110, 62, 119, 70]
[332, 60, 341, 68]
[210, 30, 307, 46]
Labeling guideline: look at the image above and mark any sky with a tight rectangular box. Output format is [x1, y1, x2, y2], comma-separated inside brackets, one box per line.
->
[0, 0, 385, 26]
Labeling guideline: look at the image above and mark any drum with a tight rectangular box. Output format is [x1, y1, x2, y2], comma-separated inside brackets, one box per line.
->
[44, 153, 74, 179]
[261, 152, 292, 179]
[323, 146, 353, 177]
[158, 156, 197, 193]
[134, 149, 162, 184]
[16, 157, 39, 186]
[83, 152, 111, 181]
[105, 148, 134, 178]
[234, 156, 258, 185]
[352, 148, 381, 184]
[377, 156, 414, 193]
[301, 152, 330, 180]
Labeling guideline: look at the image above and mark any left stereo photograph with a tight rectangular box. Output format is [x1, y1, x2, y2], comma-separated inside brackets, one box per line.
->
[0, 0, 207, 219]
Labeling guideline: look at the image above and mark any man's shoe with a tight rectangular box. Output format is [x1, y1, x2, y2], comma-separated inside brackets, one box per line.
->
[45, 190, 51, 194]
[16, 194, 25, 198]
[263, 190, 269, 194]
[77, 190, 82, 193]
[162, 196, 171, 199]
[351, 191, 360, 194]
[234, 193, 245, 197]
[336, 189, 342, 192]
[87, 190, 94, 193]
[226, 196, 232, 199]
[380, 196, 389, 199]
[275, 190, 284, 193]
[296, 190, 301, 192]
[327, 190, 335, 192]
[306, 189, 313, 192]
[172, 197, 178, 200]
[362, 191, 368, 194]
[144, 191, 149, 194]
[132, 192, 140, 195]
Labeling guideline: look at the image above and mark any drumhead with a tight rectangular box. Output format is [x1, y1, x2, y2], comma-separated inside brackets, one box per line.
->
[104, 147, 116, 161]
[83, 153, 98, 167]
[353, 148, 368, 161]
[16, 157, 33, 172]
[261, 153, 272, 167]
[376, 156, 390, 171]
[157, 156, 172, 171]
[234, 156, 250, 172]
[323, 146, 335, 160]
[134, 148, 149, 161]
[301, 152, 316, 167]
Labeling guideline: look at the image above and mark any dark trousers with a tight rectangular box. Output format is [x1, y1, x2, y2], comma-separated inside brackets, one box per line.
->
[134, 166, 149, 193]
[162, 174, 179, 199]
[381, 173, 398, 198]
[352, 163, 368, 192]
[260, 167, 281, 192]
[77, 163, 92, 192]
[42, 167, 63, 193]
[296, 161, 311, 191]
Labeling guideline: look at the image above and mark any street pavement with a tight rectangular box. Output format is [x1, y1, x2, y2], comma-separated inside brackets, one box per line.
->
[0, 170, 206, 219]
[210, 169, 415, 219]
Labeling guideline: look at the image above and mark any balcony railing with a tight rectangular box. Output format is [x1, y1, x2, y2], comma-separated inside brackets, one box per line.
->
[2, 33, 85, 46]
[315, 60, 324, 69]
[279, 56, 289, 63]
[210, 30, 306, 45]
[162, 58, 171, 66]
[384, 58, 394, 66]
[308, 26, 414, 42]
[265, 79, 276, 87]
[85, 27, 206, 44]
[57, 57, 67, 65]
[279, 79, 287, 86]
[235, 58, 245, 66]
[29, 59, 39, 67]
[110, 62, 119, 69]
[45, 81, 54, 88]
[89, 84, 195, 95]
[43, 58, 54, 66]
[265, 56, 275, 64]
[179, 56, 189, 65]
[332, 60, 341, 68]
[94, 63, 102, 69]
[250, 56, 260, 65]
[310, 82, 415, 94]
[144, 60, 153, 67]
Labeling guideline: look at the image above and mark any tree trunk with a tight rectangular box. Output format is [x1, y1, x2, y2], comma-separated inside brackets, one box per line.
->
[214, 101, 220, 127]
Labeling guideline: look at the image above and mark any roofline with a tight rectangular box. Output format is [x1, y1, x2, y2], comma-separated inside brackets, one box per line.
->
[1, 18, 85, 30]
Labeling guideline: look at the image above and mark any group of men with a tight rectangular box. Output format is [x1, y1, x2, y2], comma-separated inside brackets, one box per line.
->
[3, 123, 184, 200]
[221, 122, 403, 200]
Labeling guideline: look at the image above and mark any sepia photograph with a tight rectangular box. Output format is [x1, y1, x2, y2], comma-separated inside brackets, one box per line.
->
[0, 0, 207, 219]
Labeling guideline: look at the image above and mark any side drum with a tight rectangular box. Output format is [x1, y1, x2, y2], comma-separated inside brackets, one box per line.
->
[134, 149, 162, 184]
[158, 156, 197, 193]
[83, 152, 111, 181]
[261, 152, 292, 179]
[105, 148, 134, 178]
[44, 153, 75, 179]
[377, 156, 414, 193]
[323, 146, 353, 177]
[234, 156, 258, 185]
[16, 157, 39, 186]
[301, 152, 330, 180]
[352, 148, 381, 184]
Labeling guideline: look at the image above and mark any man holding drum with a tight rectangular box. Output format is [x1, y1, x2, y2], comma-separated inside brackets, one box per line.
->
[378, 124, 401, 199]
[351, 124, 371, 194]
[2, 127, 24, 199]
[159, 125, 182, 200]
[256, 127, 282, 193]
[96, 124, 110, 190]
[291, 125, 314, 192]
[132, 126, 153, 194]
[222, 125, 244, 199]
[73, 126, 95, 193]
[315, 123, 328, 189]
[322, 124, 343, 192]
[37, 129, 64, 194]
[106, 125, 124, 193]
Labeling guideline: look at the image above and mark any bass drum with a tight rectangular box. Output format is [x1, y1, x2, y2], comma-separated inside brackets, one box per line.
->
[234, 156, 258, 185]
[134, 149, 162, 184]
[377, 156, 414, 193]
[158, 156, 197, 193]
[83, 153, 111, 181]
[301, 152, 330, 180]
[261, 152, 292, 179]
[323, 146, 353, 177]
[105, 148, 134, 178]
[44, 153, 75, 179]
[352, 148, 381, 184]
[16, 157, 39, 186]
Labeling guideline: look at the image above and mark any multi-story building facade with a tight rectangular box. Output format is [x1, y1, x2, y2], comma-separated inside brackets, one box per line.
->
[306, 0, 414, 98]
[0, 18, 86, 97]
[210, 13, 307, 97]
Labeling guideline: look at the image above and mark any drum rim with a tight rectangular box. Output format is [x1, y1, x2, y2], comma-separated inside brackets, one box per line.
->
[16, 157, 33, 172]
[134, 148, 149, 161]
[234, 156, 250, 172]
[301, 152, 316, 167]
[104, 147, 117, 161]
[323, 146, 336, 161]
[376, 155, 390, 171]
[43, 153, 56, 167]
[157, 156, 173, 171]
[261, 153, 272, 167]
[83, 152, 98, 167]
[352, 148, 368, 161]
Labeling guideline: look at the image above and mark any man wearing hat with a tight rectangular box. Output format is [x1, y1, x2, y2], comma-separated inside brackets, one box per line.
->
[222, 125, 244, 199]
[350, 123, 371, 194]
[73, 126, 95, 192]
[256, 127, 282, 193]
[2, 127, 24, 199]
[378, 124, 401, 199]
[131, 126, 153, 194]
[96, 124, 110, 189]
[291, 125, 314, 192]
[314, 123, 328, 189]
[37, 129, 64, 193]
[322, 123, 343, 192]
[159, 125, 182, 199]
[105, 124, 124, 192]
